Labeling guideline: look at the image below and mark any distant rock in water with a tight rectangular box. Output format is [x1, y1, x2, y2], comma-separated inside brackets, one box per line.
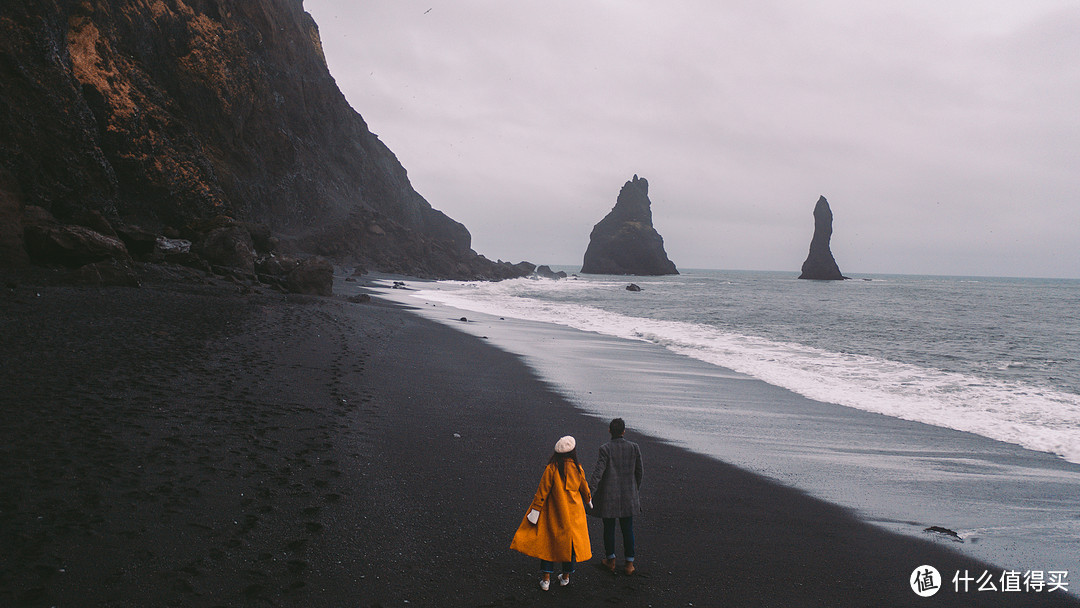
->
[534, 265, 567, 280]
[924, 526, 963, 542]
[798, 196, 848, 280]
[581, 175, 678, 276]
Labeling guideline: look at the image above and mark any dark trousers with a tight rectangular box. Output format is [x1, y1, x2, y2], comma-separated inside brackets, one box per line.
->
[540, 547, 576, 574]
[603, 516, 635, 560]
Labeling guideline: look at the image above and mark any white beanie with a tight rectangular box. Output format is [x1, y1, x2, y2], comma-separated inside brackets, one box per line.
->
[554, 435, 576, 453]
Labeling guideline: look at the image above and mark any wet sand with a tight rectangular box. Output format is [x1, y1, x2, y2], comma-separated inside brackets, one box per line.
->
[384, 283, 1080, 582]
[1, 274, 1076, 606]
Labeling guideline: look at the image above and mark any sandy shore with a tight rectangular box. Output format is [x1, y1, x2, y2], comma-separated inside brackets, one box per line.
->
[383, 281, 1080, 582]
[1, 273, 1077, 607]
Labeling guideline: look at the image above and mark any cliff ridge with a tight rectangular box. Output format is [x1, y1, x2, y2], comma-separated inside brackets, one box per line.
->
[0, 0, 529, 280]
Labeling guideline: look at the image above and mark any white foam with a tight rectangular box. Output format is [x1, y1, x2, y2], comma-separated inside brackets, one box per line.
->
[410, 279, 1080, 464]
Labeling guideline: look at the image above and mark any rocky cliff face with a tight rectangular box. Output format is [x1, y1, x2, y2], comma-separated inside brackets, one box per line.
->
[581, 175, 678, 276]
[0, 0, 528, 279]
[798, 196, 847, 280]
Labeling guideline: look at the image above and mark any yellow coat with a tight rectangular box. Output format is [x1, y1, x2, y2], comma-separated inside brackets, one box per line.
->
[510, 461, 592, 562]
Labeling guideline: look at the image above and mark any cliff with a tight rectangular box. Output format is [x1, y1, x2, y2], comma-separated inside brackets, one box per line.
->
[798, 196, 847, 280]
[0, 0, 529, 279]
[581, 175, 678, 276]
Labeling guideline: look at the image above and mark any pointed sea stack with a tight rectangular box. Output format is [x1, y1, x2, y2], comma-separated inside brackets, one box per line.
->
[798, 196, 847, 280]
[581, 175, 678, 275]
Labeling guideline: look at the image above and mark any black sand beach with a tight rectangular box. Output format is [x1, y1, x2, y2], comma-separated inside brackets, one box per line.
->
[1, 276, 1077, 607]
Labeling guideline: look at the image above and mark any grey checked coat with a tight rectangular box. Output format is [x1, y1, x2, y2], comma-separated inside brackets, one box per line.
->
[589, 437, 644, 518]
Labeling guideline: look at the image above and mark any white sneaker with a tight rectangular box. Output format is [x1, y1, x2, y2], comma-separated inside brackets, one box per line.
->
[539, 578, 550, 591]
[558, 573, 570, 586]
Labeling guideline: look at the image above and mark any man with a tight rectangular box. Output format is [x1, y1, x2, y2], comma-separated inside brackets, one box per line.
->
[589, 417, 644, 575]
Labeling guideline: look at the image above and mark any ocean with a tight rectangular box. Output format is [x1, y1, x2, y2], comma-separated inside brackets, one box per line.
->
[369, 269, 1080, 587]
[408, 270, 1080, 464]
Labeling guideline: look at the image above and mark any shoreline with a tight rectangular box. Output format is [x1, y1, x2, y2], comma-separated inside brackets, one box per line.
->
[368, 275, 1080, 592]
[1, 274, 1077, 606]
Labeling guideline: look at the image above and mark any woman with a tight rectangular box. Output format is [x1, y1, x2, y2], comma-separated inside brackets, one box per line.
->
[510, 435, 593, 591]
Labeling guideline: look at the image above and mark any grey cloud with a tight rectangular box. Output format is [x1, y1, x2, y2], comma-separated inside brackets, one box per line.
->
[306, 0, 1080, 278]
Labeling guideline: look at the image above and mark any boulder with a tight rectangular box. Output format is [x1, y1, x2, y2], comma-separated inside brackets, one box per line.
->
[243, 222, 277, 255]
[582, 175, 678, 275]
[156, 236, 192, 256]
[626, 283, 642, 292]
[535, 265, 567, 279]
[924, 526, 963, 542]
[72, 258, 141, 287]
[509, 261, 538, 278]
[153, 236, 206, 270]
[195, 225, 256, 273]
[285, 256, 334, 296]
[798, 196, 848, 280]
[23, 223, 130, 268]
[116, 225, 159, 258]
[255, 254, 299, 278]
[0, 175, 28, 268]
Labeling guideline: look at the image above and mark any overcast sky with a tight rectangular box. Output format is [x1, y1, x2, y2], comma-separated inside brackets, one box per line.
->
[304, 1, 1079, 278]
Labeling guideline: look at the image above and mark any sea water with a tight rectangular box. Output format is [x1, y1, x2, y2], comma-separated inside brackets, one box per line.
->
[412, 270, 1080, 464]
[372, 269, 1080, 587]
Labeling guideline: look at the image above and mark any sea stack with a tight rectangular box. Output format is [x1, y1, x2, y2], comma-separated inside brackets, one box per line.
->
[581, 175, 678, 275]
[798, 196, 847, 280]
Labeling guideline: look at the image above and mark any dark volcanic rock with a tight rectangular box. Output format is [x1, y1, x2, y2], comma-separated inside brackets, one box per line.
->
[244, 223, 277, 256]
[0, 1, 530, 281]
[23, 222, 130, 268]
[255, 254, 299, 279]
[581, 175, 678, 276]
[284, 256, 333, 296]
[798, 196, 847, 280]
[534, 265, 567, 280]
[0, 172, 27, 268]
[253, 252, 335, 295]
[924, 526, 963, 542]
[195, 225, 257, 273]
[115, 225, 159, 259]
[155, 236, 192, 256]
[72, 258, 142, 287]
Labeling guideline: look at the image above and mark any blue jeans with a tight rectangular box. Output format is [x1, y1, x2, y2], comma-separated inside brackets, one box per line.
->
[540, 547, 576, 574]
[603, 517, 634, 561]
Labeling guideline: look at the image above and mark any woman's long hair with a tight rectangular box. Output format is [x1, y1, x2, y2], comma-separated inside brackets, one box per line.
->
[548, 448, 579, 479]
